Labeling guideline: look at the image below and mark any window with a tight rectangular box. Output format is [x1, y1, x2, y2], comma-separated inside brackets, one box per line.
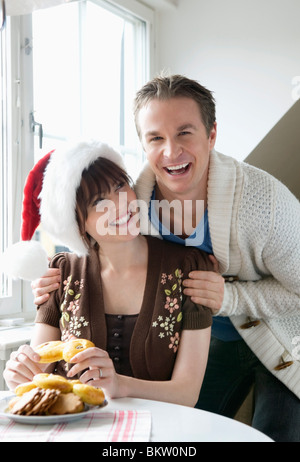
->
[0, 0, 153, 318]
[31, 0, 150, 178]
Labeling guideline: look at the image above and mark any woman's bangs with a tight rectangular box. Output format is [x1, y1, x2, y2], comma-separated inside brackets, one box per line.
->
[80, 157, 131, 206]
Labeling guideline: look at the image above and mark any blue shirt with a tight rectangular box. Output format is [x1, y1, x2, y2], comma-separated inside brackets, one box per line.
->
[149, 189, 241, 341]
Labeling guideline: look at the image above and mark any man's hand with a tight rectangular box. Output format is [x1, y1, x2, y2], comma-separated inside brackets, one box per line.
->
[183, 256, 224, 314]
[31, 268, 61, 305]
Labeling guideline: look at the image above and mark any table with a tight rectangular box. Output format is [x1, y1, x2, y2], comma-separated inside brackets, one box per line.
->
[0, 391, 273, 442]
[106, 397, 273, 442]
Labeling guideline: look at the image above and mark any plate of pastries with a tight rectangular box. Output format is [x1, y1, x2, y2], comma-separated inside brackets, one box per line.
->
[0, 339, 107, 424]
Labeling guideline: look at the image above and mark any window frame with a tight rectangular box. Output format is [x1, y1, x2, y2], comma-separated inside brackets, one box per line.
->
[95, 0, 155, 78]
[0, 16, 23, 317]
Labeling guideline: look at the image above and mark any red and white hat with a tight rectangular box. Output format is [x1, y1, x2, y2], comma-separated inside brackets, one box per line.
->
[1, 140, 125, 281]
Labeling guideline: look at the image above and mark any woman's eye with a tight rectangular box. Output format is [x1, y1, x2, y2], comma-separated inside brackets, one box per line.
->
[115, 181, 126, 191]
[92, 197, 104, 207]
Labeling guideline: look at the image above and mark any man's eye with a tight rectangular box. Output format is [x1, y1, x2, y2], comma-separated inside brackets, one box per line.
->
[150, 136, 163, 142]
[179, 131, 191, 136]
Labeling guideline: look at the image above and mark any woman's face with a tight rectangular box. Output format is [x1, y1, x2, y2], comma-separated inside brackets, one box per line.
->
[85, 180, 140, 243]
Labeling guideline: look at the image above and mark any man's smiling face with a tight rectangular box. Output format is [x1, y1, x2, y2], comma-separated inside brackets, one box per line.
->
[138, 97, 217, 201]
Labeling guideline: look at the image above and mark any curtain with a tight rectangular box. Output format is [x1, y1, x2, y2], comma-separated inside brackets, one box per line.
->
[5, 0, 78, 16]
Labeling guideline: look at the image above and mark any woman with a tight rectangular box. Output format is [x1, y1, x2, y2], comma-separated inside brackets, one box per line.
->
[4, 140, 213, 406]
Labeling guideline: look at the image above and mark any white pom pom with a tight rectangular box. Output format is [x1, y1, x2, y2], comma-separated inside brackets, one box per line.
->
[0, 241, 49, 281]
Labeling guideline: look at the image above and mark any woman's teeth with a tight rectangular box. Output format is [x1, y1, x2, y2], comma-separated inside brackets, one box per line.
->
[111, 212, 131, 226]
[166, 163, 190, 175]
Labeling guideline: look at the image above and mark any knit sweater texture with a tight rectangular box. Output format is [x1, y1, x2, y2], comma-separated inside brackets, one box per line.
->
[134, 149, 300, 398]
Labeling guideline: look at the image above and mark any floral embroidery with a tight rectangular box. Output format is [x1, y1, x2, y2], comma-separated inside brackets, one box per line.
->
[161, 273, 167, 284]
[165, 296, 179, 313]
[152, 315, 176, 338]
[152, 268, 184, 353]
[60, 274, 89, 340]
[169, 332, 180, 353]
[162, 268, 183, 312]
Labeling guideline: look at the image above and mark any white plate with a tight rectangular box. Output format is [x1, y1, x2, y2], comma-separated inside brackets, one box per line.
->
[0, 394, 107, 425]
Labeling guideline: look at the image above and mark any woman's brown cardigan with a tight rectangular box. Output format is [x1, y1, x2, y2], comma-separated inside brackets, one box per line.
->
[35, 236, 212, 381]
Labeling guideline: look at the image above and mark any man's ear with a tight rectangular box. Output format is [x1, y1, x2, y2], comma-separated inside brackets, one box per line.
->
[209, 122, 217, 150]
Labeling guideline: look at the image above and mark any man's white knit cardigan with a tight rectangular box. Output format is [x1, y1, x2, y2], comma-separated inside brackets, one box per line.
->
[135, 149, 300, 399]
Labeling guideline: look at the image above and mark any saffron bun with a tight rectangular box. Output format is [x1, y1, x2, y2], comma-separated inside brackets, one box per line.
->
[15, 381, 38, 396]
[72, 383, 105, 406]
[69, 379, 82, 386]
[62, 339, 95, 363]
[34, 338, 95, 364]
[34, 341, 65, 364]
[33, 373, 73, 394]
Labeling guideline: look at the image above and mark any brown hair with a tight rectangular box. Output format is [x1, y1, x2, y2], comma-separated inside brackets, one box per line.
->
[134, 74, 216, 138]
[75, 157, 132, 250]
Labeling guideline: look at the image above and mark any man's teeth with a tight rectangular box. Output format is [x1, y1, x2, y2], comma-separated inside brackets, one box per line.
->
[111, 213, 131, 226]
[166, 163, 189, 174]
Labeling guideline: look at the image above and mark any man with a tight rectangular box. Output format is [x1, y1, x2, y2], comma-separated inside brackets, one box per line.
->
[33, 75, 300, 441]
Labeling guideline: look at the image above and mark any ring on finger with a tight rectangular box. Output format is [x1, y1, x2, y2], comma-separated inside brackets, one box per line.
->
[99, 368, 103, 379]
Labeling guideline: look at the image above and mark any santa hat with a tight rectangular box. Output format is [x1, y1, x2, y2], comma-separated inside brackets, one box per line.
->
[0, 140, 125, 281]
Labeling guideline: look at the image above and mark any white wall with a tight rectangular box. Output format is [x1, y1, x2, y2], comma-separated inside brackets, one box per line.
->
[153, 0, 300, 160]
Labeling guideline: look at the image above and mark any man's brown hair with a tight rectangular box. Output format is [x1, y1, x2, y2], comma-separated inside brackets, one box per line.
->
[134, 74, 216, 138]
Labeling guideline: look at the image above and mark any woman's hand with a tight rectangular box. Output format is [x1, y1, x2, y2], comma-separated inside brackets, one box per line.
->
[67, 347, 123, 399]
[31, 268, 61, 305]
[183, 256, 224, 314]
[3, 344, 44, 391]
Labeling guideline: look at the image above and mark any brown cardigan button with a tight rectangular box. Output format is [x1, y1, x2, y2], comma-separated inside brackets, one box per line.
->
[274, 356, 293, 371]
